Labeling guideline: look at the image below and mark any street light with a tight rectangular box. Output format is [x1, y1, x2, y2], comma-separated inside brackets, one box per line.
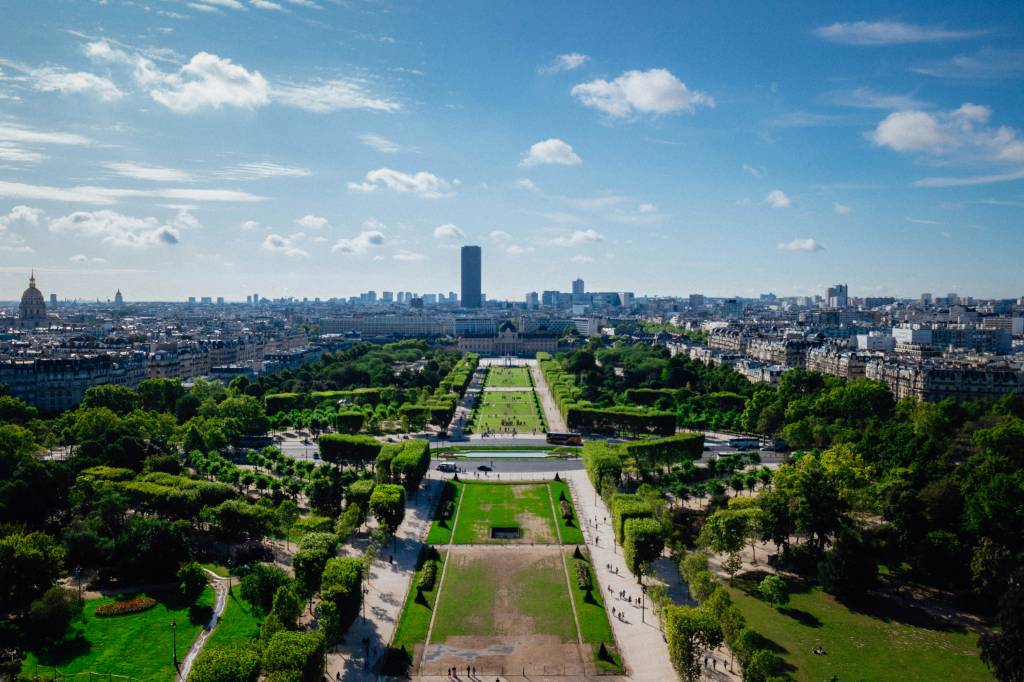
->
[171, 619, 178, 667]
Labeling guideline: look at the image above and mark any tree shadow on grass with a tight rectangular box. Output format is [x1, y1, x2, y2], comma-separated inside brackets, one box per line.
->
[778, 607, 822, 628]
[32, 632, 91, 667]
[844, 593, 966, 634]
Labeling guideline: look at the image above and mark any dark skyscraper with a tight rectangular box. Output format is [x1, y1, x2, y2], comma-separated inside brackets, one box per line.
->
[461, 245, 482, 308]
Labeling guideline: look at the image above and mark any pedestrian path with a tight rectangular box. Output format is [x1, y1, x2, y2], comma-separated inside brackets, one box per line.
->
[326, 478, 442, 681]
[530, 360, 567, 433]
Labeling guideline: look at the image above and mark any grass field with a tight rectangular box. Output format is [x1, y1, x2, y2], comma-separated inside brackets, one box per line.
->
[484, 366, 533, 388]
[203, 588, 261, 651]
[471, 391, 546, 434]
[728, 573, 991, 682]
[22, 587, 215, 681]
[452, 482, 558, 544]
[390, 550, 448, 667]
[550, 479, 585, 545]
[565, 548, 623, 674]
[430, 550, 577, 643]
[425, 481, 462, 545]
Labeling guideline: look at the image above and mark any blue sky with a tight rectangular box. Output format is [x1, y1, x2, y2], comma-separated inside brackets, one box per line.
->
[1, 0, 1023, 301]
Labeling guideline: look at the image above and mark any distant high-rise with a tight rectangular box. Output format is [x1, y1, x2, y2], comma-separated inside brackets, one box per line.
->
[114, 290, 124, 305]
[572, 278, 585, 295]
[461, 245, 482, 308]
[826, 284, 848, 309]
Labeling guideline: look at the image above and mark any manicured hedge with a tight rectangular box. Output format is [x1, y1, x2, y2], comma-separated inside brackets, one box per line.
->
[624, 433, 704, 471]
[320, 557, 364, 632]
[347, 479, 376, 509]
[318, 434, 382, 467]
[418, 559, 438, 591]
[610, 494, 654, 544]
[582, 441, 623, 490]
[566, 406, 676, 437]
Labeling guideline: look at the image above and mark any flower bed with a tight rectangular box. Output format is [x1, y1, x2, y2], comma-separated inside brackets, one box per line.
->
[95, 596, 157, 617]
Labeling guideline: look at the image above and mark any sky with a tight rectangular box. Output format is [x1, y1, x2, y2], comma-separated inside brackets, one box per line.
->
[1, 0, 1023, 302]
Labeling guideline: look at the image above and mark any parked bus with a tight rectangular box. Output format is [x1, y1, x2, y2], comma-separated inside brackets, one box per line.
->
[728, 437, 761, 451]
[546, 432, 583, 446]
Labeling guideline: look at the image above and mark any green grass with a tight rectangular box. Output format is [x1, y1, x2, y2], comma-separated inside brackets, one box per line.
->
[204, 587, 261, 650]
[451, 482, 557, 544]
[425, 481, 462, 545]
[392, 551, 448, 658]
[199, 562, 230, 578]
[565, 548, 624, 674]
[22, 587, 215, 681]
[727, 573, 991, 682]
[431, 550, 577, 643]
[550, 479, 585, 545]
[471, 391, 546, 434]
[484, 366, 533, 388]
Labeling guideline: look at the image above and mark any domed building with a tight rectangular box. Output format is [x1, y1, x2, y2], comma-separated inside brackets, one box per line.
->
[18, 272, 48, 327]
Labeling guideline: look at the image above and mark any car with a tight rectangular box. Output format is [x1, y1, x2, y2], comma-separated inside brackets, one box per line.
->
[477, 465, 492, 472]
[436, 462, 456, 472]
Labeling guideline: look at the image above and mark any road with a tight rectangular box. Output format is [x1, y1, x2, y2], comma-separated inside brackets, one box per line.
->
[429, 457, 583, 473]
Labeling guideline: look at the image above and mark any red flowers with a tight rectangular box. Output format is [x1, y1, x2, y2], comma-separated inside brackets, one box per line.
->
[95, 597, 157, 617]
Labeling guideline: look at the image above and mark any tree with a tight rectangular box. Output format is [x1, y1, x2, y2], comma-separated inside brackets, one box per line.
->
[190, 645, 260, 682]
[370, 484, 406, 538]
[0, 530, 65, 609]
[82, 384, 141, 415]
[690, 570, 719, 604]
[744, 649, 786, 682]
[178, 561, 207, 601]
[293, 532, 339, 601]
[25, 585, 81, 645]
[665, 605, 723, 682]
[261, 630, 326, 681]
[817, 526, 877, 601]
[623, 517, 664, 582]
[980, 570, 1024, 682]
[239, 563, 291, 616]
[271, 584, 302, 629]
[758, 575, 789, 607]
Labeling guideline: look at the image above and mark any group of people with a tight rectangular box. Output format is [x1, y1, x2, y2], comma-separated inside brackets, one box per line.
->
[445, 664, 491, 679]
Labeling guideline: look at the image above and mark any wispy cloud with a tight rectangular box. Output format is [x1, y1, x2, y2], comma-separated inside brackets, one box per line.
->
[105, 162, 194, 183]
[913, 170, 1024, 187]
[359, 133, 401, 154]
[347, 168, 454, 198]
[538, 53, 589, 74]
[550, 229, 604, 247]
[764, 189, 791, 208]
[0, 180, 265, 205]
[813, 21, 984, 46]
[777, 238, 824, 252]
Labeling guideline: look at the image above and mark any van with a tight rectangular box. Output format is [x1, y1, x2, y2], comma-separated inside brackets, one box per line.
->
[436, 462, 457, 472]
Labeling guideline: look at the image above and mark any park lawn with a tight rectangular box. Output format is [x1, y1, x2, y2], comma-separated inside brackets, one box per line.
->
[727, 574, 991, 682]
[472, 391, 546, 433]
[22, 587, 215, 681]
[426, 481, 463, 545]
[199, 562, 230, 578]
[432, 550, 577, 643]
[203, 588, 261, 651]
[565, 548, 624, 674]
[485, 366, 533, 388]
[549, 479, 585, 545]
[391, 551, 448, 659]
[452, 482, 557, 544]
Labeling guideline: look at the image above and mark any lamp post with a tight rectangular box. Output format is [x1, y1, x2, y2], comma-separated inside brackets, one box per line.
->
[171, 619, 178, 667]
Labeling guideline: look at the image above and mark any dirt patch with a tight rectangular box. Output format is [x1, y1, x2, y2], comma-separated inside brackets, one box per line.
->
[421, 635, 584, 677]
[517, 509, 555, 544]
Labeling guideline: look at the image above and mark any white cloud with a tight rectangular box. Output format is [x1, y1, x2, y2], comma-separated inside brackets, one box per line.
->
[823, 87, 927, 111]
[538, 53, 589, 74]
[105, 162, 194, 182]
[240, 220, 261, 231]
[504, 244, 530, 256]
[274, 80, 399, 112]
[913, 169, 1024, 187]
[0, 205, 44, 228]
[332, 230, 385, 255]
[27, 67, 124, 101]
[0, 144, 45, 162]
[520, 138, 582, 167]
[150, 52, 270, 112]
[869, 103, 1024, 165]
[638, 203, 657, 214]
[515, 178, 539, 192]
[777, 238, 824, 252]
[214, 162, 312, 180]
[911, 48, 1024, 80]
[905, 217, 941, 225]
[570, 255, 595, 263]
[69, 254, 88, 263]
[250, 0, 284, 9]
[571, 68, 713, 118]
[262, 233, 308, 257]
[834, 202, 852, 214]
[764, 189, 791, 208]
[49, 209, 194, 247]
[393, 249, 425, 261]
[550, 229, 604, 247]
[742, 163, 763, 178]
[347, 168, 454, 198]
[433, 223, 464, 240]
[359, 133, 400, 153]
[194, 0, 245, 9]
[812, 21, 984, 46]
[489, 230, 513, 244]
[0, 180, 265, 205]
[0, 123, 92, 146]
[296, 214, 328, 229]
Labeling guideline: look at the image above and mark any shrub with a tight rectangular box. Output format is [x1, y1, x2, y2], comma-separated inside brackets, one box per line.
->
[191, 645, 261, 682]
[758, 574, 790, 607]
[418, 560, 438, 592]
[95, 596, 157, 617]
[178, 561, 207, 601]
[575, 560, 593, 592]
[560, 499, 573, 520]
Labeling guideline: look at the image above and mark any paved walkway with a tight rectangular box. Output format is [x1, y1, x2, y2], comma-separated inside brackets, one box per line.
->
[177, 569, 229, 681]
[530, 360, 567, 433]
[326, 478, 443, 680]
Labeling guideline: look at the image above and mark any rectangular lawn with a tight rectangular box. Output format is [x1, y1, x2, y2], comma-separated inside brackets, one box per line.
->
[472, 391, 546, 434]
[550, 479, 585, 545]
[484, 367, 533, 388]
[389, 550, 448, 670]
[565, 548, 623, 674]
[451, 482, 558, 544]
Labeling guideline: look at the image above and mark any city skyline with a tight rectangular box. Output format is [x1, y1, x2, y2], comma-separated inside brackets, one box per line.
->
[1, 2, 1024, 300]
